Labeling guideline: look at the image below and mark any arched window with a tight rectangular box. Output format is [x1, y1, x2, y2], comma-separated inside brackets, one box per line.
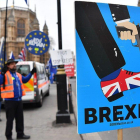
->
[17, 19, 25, 37]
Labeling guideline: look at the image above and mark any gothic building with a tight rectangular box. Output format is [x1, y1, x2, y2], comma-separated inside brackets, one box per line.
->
[0, 4, 50, 64]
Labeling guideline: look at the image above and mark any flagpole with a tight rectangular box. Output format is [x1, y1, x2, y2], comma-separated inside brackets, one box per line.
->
[3, 0, 8, 89]
[56, 0, 71, 124]
[57, 0, 62, 50]
[4, 0, 8, 65]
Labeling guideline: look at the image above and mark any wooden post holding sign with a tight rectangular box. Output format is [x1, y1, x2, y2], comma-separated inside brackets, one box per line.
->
[118, 129, 123, 140]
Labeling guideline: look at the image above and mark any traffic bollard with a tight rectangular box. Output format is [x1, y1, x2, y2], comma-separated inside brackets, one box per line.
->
[56, 65, 71, 123]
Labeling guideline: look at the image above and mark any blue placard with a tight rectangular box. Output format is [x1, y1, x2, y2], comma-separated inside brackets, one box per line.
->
[75, 1, 140, 134]
[25, 31, 50, 55]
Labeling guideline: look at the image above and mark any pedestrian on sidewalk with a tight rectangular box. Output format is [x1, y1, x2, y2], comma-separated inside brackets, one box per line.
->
[0, 59, 36, 140]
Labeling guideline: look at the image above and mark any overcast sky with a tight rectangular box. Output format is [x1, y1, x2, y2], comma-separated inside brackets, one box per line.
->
[0, 0, 139, 54]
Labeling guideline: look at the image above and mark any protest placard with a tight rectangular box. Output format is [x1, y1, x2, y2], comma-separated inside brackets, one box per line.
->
[50, 50, 73, 66]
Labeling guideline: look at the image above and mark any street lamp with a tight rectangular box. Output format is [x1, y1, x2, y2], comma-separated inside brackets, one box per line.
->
[57, 0, 62, 50]
[56, 0, 70, 123]
[3, 0, 8, 89]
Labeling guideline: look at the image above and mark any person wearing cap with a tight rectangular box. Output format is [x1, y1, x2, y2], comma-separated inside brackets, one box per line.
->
[0, 59, 36, 140]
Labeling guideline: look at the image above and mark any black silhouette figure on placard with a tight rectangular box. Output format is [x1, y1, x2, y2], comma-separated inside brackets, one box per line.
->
[75, 2, 140, 102]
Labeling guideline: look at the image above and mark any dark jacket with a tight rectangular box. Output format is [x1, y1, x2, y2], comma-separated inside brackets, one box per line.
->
[109, 4, 130, 22]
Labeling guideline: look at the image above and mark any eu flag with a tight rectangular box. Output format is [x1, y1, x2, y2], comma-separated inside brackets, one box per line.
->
[47, 58, 57, 84]
[49, 59, 57, 74]
[9, 51, 15, 60]
[25, 0, 29, 6]
[0, 37, 6, 72]
[25, 0, 28, 4]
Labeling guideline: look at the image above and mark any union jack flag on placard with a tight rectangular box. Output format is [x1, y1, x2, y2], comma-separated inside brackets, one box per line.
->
[18, 47, 26, 61]
[101, 69, 140, 100]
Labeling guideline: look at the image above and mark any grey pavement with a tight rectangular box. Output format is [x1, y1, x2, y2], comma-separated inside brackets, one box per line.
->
[70, 78, 102, 140]
[0, 83, 81, 140]
[1, 79, 140, 140]
[70, 78, 140, 140]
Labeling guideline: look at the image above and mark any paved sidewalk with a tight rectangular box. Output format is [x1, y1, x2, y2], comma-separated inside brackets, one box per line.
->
[72, 89, 102, 140]
[0, 84, 81, 140]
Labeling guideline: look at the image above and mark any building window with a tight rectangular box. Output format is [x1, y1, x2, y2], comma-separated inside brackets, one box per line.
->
[17, 19, 25, 37]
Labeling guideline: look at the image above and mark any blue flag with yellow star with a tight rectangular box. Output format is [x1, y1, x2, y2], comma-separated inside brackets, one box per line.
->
[0, 37, 7, 72]
[25, 0, 28, 4]
[49, 59, 57, 73]
[46, 58, 57, 84]
[25, 31, 50, 55]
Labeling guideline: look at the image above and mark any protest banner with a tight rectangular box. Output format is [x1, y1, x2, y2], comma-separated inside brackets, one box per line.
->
[64, 63, 75, 77]
[50, 50, 73, 66]
[25, 31, 50, 55]
[75, 1, 140, 136]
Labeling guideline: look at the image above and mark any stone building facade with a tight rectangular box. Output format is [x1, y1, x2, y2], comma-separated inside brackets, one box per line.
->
[0, 5, 50, 64]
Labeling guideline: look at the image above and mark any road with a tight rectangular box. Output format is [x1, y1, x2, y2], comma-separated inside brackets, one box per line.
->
[70, 78, 140, 140]
[1, 78, 140, 140]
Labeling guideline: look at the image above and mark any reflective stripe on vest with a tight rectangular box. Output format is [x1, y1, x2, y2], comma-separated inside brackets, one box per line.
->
[16, 73, 26, 96]
[5, 73, 10, 84]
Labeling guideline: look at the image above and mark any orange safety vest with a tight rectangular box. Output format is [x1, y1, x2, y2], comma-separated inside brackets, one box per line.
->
[1, 71, 26, 99]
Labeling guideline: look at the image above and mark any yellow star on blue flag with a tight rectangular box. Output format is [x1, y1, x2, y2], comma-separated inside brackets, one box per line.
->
[25, 31, 50, 55]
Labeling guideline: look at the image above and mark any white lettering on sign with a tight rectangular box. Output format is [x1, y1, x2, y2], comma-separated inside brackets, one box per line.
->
[65, 66, 74, 69]
[52, 58, 73, 65]
[65, 69, 72, 72]
[50, 50, 73, 66]
[29, 38, 45, 48]
[17, 62, 29, 65]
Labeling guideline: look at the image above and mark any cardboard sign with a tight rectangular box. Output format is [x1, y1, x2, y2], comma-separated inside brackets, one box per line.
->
[65, 63, 75, 77]
[25, 31, 50, 55]
[75, 1, 140, 134]
[50, 50, 73, 66]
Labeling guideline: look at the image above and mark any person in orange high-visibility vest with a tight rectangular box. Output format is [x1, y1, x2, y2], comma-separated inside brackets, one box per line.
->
[0, 59, 36, 140]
